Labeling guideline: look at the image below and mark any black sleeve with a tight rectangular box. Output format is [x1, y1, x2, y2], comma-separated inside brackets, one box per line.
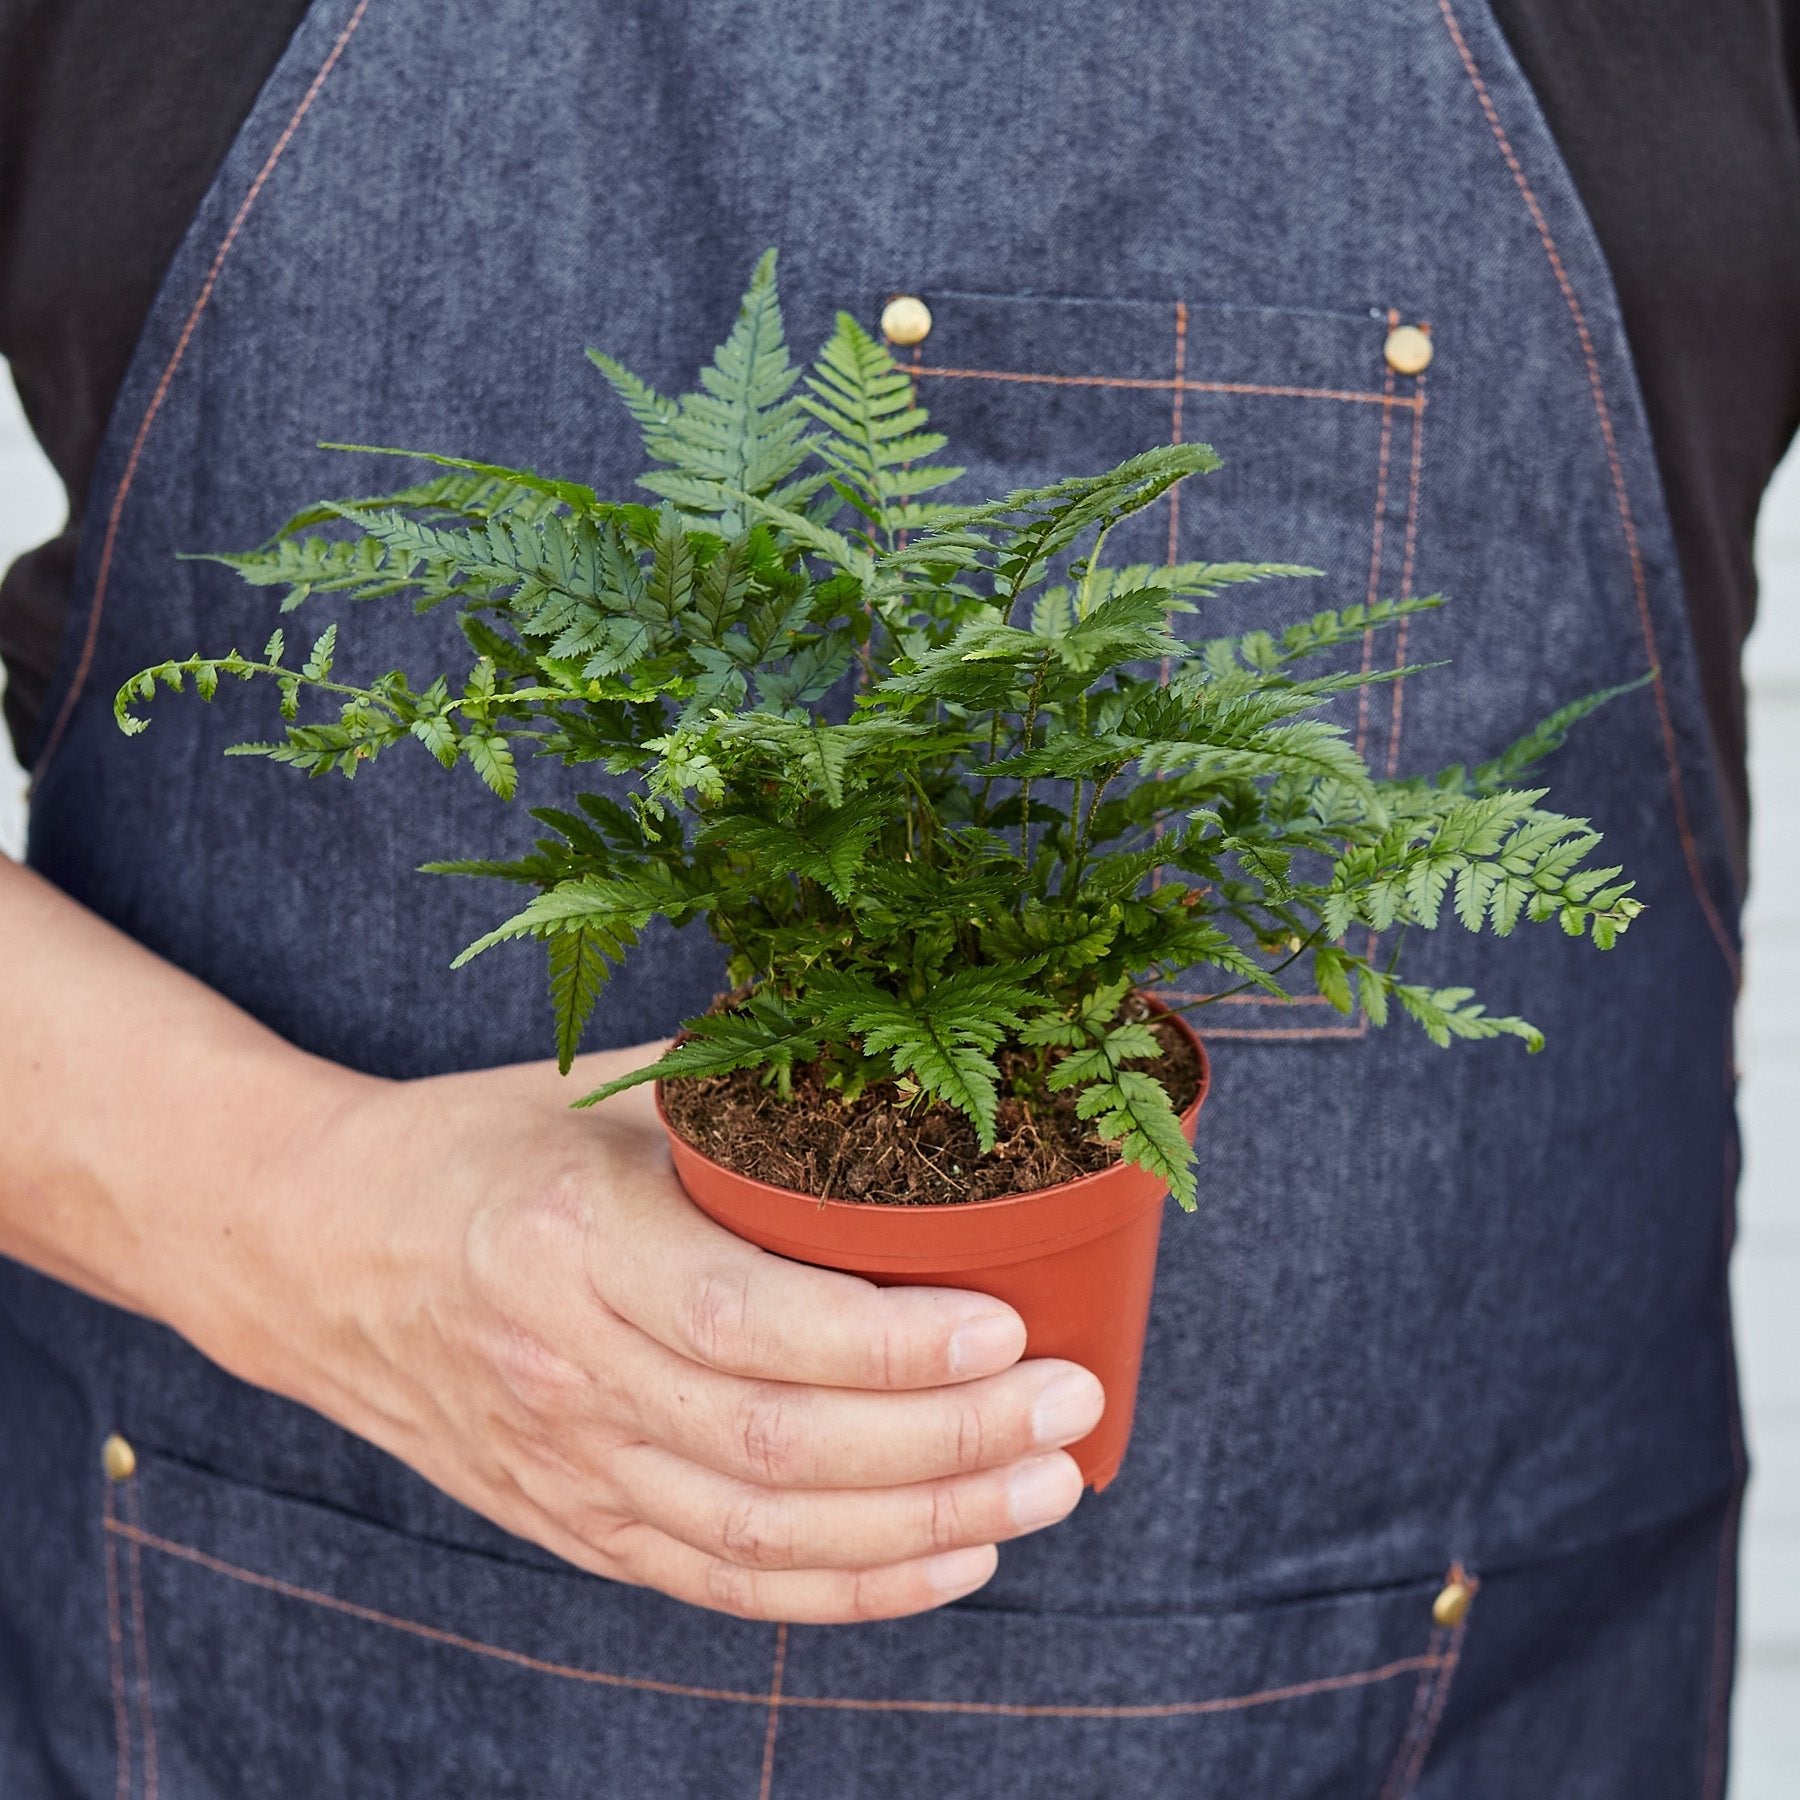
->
[0, 0, 311, 758]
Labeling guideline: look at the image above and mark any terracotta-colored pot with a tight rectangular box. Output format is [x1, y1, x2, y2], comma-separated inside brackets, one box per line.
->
[656, 1004, 1209, 1490]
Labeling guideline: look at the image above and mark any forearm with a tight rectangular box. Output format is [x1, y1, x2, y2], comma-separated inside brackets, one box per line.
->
[0, 852, 359, 1337]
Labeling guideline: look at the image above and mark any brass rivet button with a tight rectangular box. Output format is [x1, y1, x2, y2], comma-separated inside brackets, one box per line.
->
[1385, 323, 1433, 375]
[881, 294, 933, 347]
[101, 1434, 137, 1482]
[1431, 1578, 1473, 1627]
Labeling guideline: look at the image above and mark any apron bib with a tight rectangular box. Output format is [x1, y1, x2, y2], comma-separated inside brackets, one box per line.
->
[7, 2, 1745, 1793]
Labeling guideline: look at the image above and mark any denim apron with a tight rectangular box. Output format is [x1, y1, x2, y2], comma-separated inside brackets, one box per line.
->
[5, 2, 1746, 1794]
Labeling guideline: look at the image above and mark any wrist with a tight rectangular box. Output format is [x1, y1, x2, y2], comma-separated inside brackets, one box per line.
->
[154, 1042, 381, 1403]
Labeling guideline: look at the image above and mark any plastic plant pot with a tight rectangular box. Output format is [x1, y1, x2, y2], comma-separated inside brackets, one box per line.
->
[656, 1003, 1209, 1490]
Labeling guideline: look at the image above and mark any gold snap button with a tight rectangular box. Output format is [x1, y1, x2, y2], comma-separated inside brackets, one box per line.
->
[1385, 323, 1433, 375]
[880, 295, 933, 347]
[101, 1434, 137, 1482]
[1431, 1578, 1473, 1627]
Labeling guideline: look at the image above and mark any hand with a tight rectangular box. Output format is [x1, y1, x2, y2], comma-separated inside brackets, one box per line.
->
[213, 1046, 1099, 1624]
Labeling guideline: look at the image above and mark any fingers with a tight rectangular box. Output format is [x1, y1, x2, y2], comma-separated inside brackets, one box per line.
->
[603, 1444, 1084, 1572]
[616, 1325, 1106, 1489]
[597, 1180, 1029, 1391]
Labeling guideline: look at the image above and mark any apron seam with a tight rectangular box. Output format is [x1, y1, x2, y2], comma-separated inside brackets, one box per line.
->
[102, 1513, 1444, 1721]
[1353, 323, 1400, 760]
[1434, 0, 1740, 979]
[1163, 300, 1189, 564]
[756, 1622, 787, 1800]
[123, 1479, 161, 1800]
[1376, 1626, 1444, 1800]
[101, 1481, 133, 1800]
[1375, 1566, 1478, 1800]
[1384, 363, 1430, 776]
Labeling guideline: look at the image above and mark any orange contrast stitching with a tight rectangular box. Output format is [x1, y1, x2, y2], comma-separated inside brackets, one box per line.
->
[1434, 0, 1737, 977]
[1356, 325, 1400, 759]
[102, 1485, 132, 1800]
[106, 1519, 1440, 1721]
[891, 344, 925, 559]
[124, 1481, 160, 1800]
[1379, 1566, 1479, 1799]
[1197, 1022, 1368, 1042]
[758, 1623, 787, 1800]
[31, 0, 374, 788]
[1385, 366, 1429, 776]
[1393, 1571, 1476, 1792]
[815, 1655, 1441, 1720]
[913, 364, 1419, 409]
[1377, 1628, 1444, 1800]
[107, 1520, 767, 1706]
[1164, 299, 1190, 565]
[1210, 991, 1335, 1007]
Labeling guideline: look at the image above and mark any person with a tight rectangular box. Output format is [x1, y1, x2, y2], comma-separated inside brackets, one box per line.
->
[1, 2, 1795, 1795]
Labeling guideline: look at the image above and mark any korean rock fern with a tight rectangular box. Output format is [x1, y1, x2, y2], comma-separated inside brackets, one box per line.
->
[117, 251, 1641, 1208]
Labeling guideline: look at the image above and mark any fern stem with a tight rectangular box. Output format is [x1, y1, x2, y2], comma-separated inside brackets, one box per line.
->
[1015, 652, 1053, 879]
[1165, 934, 1317, 1011]
[975, 711, 1004, 824]
[193, 659, 403, 711]
[1064, 763, 1126, 893]
[1077, 522, 1116, 623]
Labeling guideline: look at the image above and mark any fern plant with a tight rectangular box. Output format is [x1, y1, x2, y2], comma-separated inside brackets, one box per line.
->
[117, 250, 1641, 1208]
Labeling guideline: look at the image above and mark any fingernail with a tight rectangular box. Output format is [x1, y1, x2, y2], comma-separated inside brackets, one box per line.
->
[1008, 1456, 1080, 1530]
[1032, 1371, 1104, 1447]
[948, 1309, 1024, 1377]
[927, 1546, 997, 1596]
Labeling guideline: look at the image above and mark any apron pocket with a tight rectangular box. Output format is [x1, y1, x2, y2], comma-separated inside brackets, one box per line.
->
[903, 288, 1430, 1038]
[108, 1447, 1470, 1799]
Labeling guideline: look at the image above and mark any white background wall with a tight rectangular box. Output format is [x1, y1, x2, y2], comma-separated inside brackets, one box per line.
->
[1732, 449, 1800, 1796]
[0, 382, 48, 857]
[0, 376, 1794, 1790]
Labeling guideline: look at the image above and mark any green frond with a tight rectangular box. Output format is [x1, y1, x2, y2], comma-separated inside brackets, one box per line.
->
[603, 250, 819, 533]
[1387, 980, 1545, 1053]
[583, 350, 680, 437]
[698, 801, 883, 904]
[449, 876, 656, 968]
[316, 445, 604, 515]
[810, 967, 1040, 1151]
[802, 312, 964, 546]
[464, 733, 516, 799]
[1074, 1069, 1196, 1209]
[547, 927, 610, 1073]
[573, 996, 825, 1107]
[879, 445, 1222, 601]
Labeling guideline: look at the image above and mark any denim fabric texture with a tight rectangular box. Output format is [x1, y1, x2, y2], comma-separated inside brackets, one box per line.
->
[3, 0, 1744, 1793]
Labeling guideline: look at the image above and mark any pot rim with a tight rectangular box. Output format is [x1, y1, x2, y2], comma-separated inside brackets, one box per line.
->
[653, 990, 1209, 1219]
